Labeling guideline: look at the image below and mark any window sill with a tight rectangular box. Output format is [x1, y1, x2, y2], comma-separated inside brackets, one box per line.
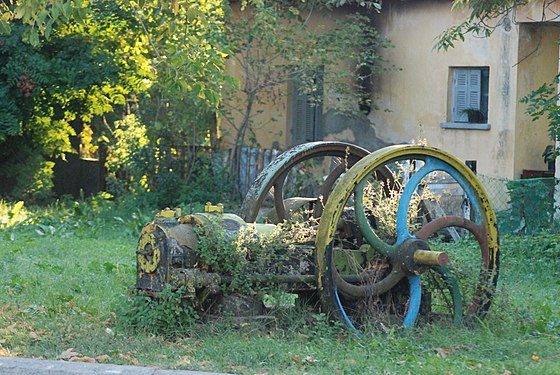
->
[440, 122, 490, 130]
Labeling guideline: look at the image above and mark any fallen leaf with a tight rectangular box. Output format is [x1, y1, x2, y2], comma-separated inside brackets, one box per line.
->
[502, 371, 513, 375]
[29, 332, 40, 341]
[57, 348, 81, 361]
[292, 354, 301, 364]
[95, 355, 110, 362]
[531, 353, 541, 362]
[71, 356, 96, 363]
[435, 347, 453, 358]
[119, 353, 139, 365]
[305, 355, 315, 365]
[0, 347, 13, 357]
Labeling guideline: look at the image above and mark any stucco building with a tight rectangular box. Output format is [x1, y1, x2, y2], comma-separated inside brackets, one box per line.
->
[222, 1, 560, 181]
[370, 0, 559, 180]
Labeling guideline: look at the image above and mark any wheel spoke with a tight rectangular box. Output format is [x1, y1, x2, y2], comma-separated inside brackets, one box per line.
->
[354, 179, 396, 258]
[403, 275, 422, 329]
[433, 266, 463, 325]
[395, 158, 437, 244]
[273, 178, 288, 222]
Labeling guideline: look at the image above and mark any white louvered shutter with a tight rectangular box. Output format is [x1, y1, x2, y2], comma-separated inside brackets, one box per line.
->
[452, 69, 481, 122]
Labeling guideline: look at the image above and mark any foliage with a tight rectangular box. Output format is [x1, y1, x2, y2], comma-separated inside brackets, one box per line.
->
[127, 0, 228, 109]
[178, 154, 235, 208]
[0, 0, 89, 45]
[362, 165, 435, 241]
[196, 217, 316, 293]
[103, 114, 235, 208]
[0, 148, 56, 202]
[0, 3, 152, 144]
[434, 0, 529, 52]
[0, 1, 153, 200]
[119, 286, 199, 337]
[222, 0, 392, 182]
[0, 1, 231, 203]
[126, 0, 230, 160]
[0, 0, 392, 203]
[498, 178, 556, 235]
[105, 114, 151, 196]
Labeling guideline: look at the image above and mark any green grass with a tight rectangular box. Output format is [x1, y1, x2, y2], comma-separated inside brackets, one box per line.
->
[1, 199, 559, 374]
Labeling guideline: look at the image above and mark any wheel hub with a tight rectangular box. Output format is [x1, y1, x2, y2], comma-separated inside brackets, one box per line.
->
[396, 238, 448, 275]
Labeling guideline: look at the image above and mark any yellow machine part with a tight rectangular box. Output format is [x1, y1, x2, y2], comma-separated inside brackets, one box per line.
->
[137, 224, 160, 274]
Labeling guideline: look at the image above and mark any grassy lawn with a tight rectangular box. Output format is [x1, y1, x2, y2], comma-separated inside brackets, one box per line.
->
[1, 200, 559, 374]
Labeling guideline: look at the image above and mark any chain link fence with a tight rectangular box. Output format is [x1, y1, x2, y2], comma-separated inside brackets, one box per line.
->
[477, 174, 511, 212]
[478, 174, 558, 235]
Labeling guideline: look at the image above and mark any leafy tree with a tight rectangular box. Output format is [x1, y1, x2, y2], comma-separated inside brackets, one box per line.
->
[0, 0, 389, 203]
[0, 1, 153, 200]
[222, 0, 391, 191]
[435, 0, 529, 52]
[0, 0, 89, 45]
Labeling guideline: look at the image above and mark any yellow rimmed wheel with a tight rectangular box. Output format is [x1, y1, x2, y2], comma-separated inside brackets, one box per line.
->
[316, 144, 500, 335]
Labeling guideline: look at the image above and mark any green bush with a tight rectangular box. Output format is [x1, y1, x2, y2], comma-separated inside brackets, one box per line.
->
[498, 179, 556, 235]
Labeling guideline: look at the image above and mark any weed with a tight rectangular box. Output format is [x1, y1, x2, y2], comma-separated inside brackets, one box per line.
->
[117, 286, 199, 338]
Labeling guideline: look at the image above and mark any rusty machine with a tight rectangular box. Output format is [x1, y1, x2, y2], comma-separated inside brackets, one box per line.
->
[135, 142, 499, 335]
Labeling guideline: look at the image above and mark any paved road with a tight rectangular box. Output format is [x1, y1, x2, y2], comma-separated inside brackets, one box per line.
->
[0, 357, 228, 375]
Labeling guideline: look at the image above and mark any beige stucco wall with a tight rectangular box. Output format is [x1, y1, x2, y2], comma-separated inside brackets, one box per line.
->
[371, 0, 524, 178]
[514, 24, 560, 175]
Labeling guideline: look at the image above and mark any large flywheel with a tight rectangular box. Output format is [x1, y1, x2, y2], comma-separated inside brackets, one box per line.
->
[316, 144, 500, 335]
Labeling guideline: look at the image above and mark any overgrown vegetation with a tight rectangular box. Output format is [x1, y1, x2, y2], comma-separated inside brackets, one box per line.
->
[0, 0, 391, 203]
[1, 199, 559, 373]
[0, 0, 229, 205]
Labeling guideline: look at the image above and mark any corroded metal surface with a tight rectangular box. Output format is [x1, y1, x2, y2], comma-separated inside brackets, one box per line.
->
[239, 141, 370, 223]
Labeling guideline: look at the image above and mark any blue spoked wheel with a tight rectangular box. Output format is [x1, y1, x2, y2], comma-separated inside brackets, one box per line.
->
[316, 145, 499, 336]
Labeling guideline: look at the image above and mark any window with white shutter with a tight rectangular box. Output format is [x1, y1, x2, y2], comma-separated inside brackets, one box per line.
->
[449, 67, 489, 124]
